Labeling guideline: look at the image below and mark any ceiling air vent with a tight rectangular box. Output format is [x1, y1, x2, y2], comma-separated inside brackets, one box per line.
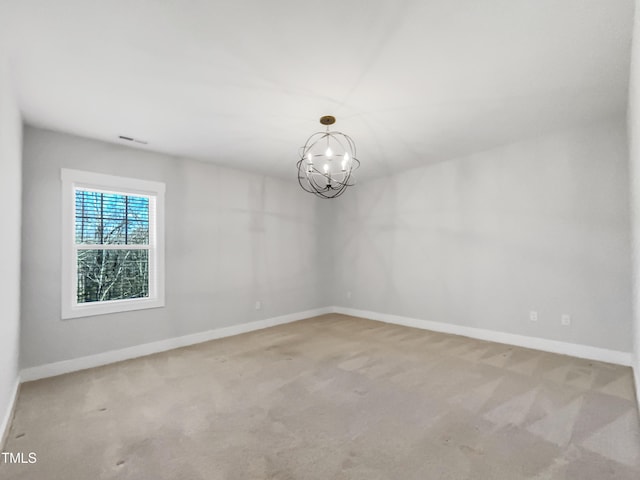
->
[118, 135, 148, 145]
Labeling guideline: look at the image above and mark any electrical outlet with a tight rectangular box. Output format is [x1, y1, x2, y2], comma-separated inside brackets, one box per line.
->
[561, 314, 571, 326]
[529, 311, 538, 322]
[255, 301, 261, 310]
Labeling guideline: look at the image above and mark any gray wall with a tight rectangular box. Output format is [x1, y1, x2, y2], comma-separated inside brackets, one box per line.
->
[20, 127, 323, 368]
[19, 117, 636, 368]
[327, 118, 633, 353]
[628, 0, 640, 402]
[0, 59, 23, 435]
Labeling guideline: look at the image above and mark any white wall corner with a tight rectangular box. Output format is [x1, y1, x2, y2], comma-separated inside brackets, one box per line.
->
[629, 0, 640, 415]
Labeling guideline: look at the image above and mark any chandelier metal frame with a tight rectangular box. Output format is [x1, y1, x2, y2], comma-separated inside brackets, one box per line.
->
[296, 116, 360, 199]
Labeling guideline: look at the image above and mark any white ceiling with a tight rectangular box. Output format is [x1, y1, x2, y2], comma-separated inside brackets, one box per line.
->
[2, 0, 635, 180]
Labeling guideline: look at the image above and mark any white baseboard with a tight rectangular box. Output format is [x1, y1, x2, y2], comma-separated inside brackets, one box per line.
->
[1, 378, 20, 450]
[332, 306, 633, 366]
[17, 305, 635, 383]
[20, 307, 333, 382]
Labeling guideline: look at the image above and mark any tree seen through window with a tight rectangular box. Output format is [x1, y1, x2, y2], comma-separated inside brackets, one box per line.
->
[75, 190, 150, 303]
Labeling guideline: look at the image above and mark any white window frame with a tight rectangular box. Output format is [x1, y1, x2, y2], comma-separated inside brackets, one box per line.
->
[61, 169, 165, 319]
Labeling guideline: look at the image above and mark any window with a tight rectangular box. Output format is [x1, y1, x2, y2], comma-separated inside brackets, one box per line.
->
[61, 169, 165, 319]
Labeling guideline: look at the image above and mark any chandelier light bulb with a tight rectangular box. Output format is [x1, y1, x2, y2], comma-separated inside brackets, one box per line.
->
[326, 147, 332, 158]
[307, 153, 313, 164]
[323, 163, 329, 173]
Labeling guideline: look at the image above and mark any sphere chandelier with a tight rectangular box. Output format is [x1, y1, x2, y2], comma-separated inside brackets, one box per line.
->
[296, 115, 360, 199]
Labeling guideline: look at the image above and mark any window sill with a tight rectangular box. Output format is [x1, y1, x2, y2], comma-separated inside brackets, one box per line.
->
[61, 297, 165, 320]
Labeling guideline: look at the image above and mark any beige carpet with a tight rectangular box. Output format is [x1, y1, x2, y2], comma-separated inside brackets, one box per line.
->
[2, 314, 640, 479]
